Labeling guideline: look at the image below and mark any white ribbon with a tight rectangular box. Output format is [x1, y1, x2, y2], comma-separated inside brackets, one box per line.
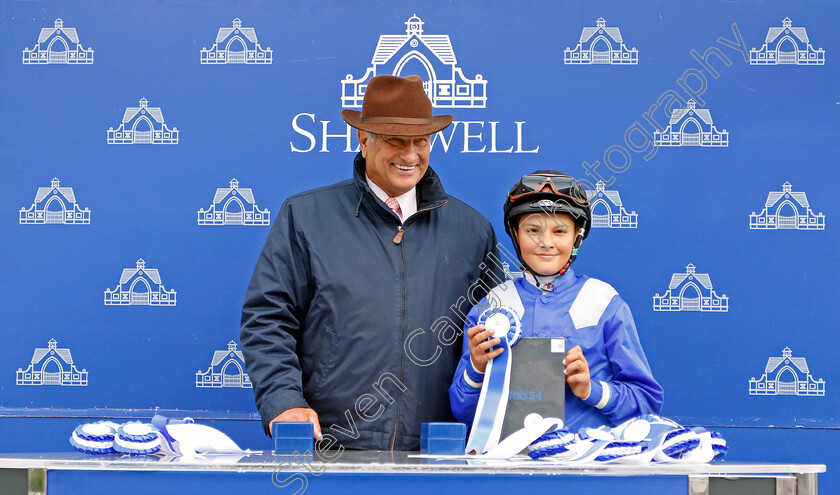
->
[465, 305, 522, 454]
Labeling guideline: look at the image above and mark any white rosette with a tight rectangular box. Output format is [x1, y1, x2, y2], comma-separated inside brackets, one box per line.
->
[113, 422, 162, 455]
[478, 306, 522, 347]
[69, 422, 117, 454]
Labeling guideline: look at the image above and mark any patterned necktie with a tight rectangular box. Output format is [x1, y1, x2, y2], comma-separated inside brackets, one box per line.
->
[385, 196, 402, 218]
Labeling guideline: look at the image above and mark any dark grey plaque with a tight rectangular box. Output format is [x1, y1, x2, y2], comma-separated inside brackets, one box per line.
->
[500, 337, 566, 440]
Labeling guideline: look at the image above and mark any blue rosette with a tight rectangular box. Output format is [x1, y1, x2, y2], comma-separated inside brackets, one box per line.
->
[477, 306, 522, 347]
[710, 431, 729, 460]
[660, 428, 701, 458]
[113, 422, 161, 455]
[69, 423, 116, 454]
[593, 441, 648, 462]
[527, 429, 576, 460]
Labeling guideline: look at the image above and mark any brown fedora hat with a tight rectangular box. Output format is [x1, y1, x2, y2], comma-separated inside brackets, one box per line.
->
[342, 75, 453, 136]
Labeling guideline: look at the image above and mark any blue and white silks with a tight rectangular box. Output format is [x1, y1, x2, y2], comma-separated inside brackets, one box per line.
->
[450, 269, 664, 434]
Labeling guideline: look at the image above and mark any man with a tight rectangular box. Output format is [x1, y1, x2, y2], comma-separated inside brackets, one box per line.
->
[241, 75, 500, 450]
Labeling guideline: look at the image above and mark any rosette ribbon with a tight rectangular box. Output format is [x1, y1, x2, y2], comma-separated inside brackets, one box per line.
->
[465, 305, 522, 454]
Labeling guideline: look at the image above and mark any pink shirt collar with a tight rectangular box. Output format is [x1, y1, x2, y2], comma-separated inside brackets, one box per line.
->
[365, 174, 418, 223]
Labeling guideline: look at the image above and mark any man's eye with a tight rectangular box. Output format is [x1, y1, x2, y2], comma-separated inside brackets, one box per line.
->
[386, 138, 402, 146]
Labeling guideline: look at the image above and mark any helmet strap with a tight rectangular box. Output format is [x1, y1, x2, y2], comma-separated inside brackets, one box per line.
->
[555, 261, 572, 277]
[518, 257, 574, 281]
[573, 229, 585, 249]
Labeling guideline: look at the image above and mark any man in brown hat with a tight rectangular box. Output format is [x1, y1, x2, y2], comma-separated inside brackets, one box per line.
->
[241, 75, 500, 451]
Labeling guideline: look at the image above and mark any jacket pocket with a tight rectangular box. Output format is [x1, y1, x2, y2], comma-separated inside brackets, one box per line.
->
[306, 326, 338, 398]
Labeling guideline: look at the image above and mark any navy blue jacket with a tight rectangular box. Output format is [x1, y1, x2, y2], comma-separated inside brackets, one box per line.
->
[241, 153, 499, 450]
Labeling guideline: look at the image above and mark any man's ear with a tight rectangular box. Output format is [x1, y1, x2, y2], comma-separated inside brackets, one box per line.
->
[358, 129, 368, 158]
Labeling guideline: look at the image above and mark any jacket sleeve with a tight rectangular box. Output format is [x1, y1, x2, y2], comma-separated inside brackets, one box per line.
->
[480, 223, 504, 298]
[582, 300, 664, 424]
[241, 199, 313, 434]
[450, 221, 503, 329]
[449, 221, 502, 425]
[449, 305, 486, 424]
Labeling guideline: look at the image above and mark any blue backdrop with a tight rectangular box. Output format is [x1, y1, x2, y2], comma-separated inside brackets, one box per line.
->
[1, 0, 838, 488]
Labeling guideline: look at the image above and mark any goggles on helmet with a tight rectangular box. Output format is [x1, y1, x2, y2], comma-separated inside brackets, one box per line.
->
[507, 174, 589, 206]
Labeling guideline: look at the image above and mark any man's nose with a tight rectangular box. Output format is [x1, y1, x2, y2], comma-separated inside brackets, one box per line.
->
[400, 143, 422, 162]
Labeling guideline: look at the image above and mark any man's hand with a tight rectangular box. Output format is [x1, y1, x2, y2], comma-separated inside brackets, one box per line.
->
[467, 324, 503, 373]
[270, 407, 322, 440]
[563, 345, 591, 400]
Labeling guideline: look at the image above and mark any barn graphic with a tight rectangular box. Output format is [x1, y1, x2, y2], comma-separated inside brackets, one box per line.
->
[104, 259, 177, 306]
[750, 18, 825, 65]
[196, 341, 252, 388]
[654, 99, 728, 147]
[749, 182, 825, 230]
[749, 347, 825, 396]
[200, 18, 272, 64]
[653, 263, 728, 312]
[502, 262, 523, 281]
[342, 14, 486, 108]
[16, 339, 88, 386]
[197, 179, 270, 226]
[585, 180, 637, 228]
[22, 18, 93, 64]
[107, 98, 179, 144]
[20, 178, 90, 225]
[564, 17, 638, 65]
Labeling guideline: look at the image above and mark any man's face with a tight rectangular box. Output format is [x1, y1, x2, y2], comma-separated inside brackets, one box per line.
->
[359, 130, 431, 197]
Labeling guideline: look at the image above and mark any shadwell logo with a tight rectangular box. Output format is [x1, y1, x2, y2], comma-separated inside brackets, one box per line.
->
[291, 15, 538, 154]
[342, 14, 485, 109]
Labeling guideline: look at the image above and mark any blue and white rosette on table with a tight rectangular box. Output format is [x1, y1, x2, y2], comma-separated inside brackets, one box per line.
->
[527, 428, 576, 459]
[643, 415, 704, 462]
[710, 431, 729, 460]
[528, 426, 649, 463]
[465, 305, 522, 455]
[69, 422, 119, 454]
[112, 422, 162, 455]
[69, 417, 257, 458]
[151, 414, 253, 457]
[524, 416, 728, 464]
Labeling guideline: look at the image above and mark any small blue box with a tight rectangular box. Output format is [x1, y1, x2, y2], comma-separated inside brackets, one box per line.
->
[273, 422, 314, 456]
[420, 422, 466, 455]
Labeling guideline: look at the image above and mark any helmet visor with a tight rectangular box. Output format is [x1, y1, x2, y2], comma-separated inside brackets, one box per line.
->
[508, 174, 589, 206]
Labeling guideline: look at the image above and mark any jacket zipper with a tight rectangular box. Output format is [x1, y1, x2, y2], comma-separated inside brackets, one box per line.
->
[391, 201, 446, 245]
[392, 232, 406, 450]
[392, 225, 404, 244]
[390, 201, 446, 450]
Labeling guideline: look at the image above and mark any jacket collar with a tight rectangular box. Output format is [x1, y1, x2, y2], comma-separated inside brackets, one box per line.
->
[352, 152, 448, 220]
[517, 268, 577, 297]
